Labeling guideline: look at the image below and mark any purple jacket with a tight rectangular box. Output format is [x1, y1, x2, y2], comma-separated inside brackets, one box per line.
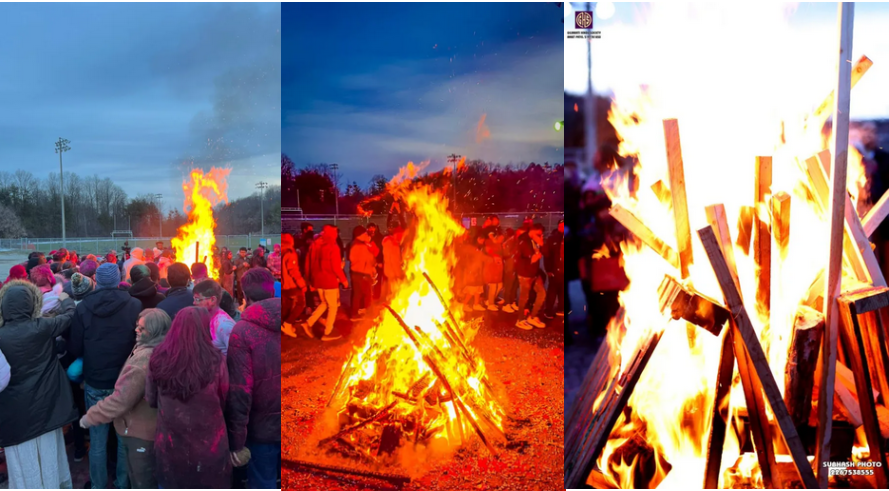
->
[226, 298, 281, 450]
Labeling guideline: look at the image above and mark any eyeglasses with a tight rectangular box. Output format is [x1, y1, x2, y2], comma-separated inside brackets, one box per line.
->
[193, 295, 211, 304]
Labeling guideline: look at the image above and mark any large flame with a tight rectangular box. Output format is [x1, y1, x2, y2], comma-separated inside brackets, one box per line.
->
[588, 4, 873, 489]
[172, 168, 230, 279]
[328, 161, 504, 465]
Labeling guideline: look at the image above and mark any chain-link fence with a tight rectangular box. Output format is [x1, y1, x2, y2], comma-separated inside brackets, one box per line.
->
[281, 212, 564, 236]
[0, 235, 279, 256]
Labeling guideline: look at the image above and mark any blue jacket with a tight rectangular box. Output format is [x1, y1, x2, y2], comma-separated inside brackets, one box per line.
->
[156, 286, 194, 322]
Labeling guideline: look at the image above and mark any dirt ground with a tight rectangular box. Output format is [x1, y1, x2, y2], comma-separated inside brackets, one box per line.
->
[282, 299, 564, 491]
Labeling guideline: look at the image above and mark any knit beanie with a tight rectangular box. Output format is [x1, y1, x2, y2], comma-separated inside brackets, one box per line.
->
[30, 264, 56, 288]
[95, 263, 121, 289]
[79, 259, 98, 278]
[71, 273, 94, 300]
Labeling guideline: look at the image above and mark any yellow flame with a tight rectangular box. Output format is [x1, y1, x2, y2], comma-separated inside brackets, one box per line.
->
[171, 168, 230, 279]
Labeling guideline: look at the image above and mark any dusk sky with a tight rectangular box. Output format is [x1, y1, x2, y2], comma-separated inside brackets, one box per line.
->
[283, 2, 564, 188]
[0, 3, 281, 212]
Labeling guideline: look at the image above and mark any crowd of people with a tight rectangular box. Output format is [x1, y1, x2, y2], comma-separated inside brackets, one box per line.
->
[0, 242, 281, 489]
[281, 214, 564, 340]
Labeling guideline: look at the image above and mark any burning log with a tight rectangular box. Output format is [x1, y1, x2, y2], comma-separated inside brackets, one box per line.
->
[754, 156, 772, 325]
[771, 192, 791, 261]
[282, 458, 411, 488]
[815, 7, 854, 486]
[783, 306, 823, 428]
[564, 330, 662, 489]
[704, 326, 735, 489]
[320, 401, 399, 447]
[699, 225, 819, 489]
[664, 119, 693, 279]
[565, 341, 616, 459]
[609, 204, 680, 270]
[736, 205, 754, 256]
[866, 310, 889, 402]
[651, 180, 672, 209]
[657, 275, 728, 336]
[863, 187, 889, 238]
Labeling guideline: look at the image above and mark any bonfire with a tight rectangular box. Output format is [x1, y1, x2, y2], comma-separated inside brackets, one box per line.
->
[566, 4, 889, 490]
[321, 162, 505, 468]
[171, 167, 230, 279]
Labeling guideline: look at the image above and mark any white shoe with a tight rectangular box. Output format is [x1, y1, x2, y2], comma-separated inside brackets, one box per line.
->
[502, 304, 516, 313]
[527, 317, 546, 329]
[510, 303, 518, 310]
[282, 322, 297, 338]
[487, 305, 499, 312]
[473, 304, 486, 312]
[515, 319, 533, 330]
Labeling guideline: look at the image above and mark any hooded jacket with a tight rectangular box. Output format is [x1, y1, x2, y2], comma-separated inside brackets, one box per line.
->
[82, 343, 158, 441]
[123, 248, 145, 283]
[0, 280, 78, 447]
[307, 236, 347, 289]
[69, 287, 141, 389]
[129, 278, 166, 311]
[226, 298, 281, 450]
[515, 234, 544, 279]
[157, 286, 194, 322]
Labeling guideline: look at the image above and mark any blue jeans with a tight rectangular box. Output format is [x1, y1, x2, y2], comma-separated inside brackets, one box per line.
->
[85, 384, 130, 489]
[246, 442, 280, 489]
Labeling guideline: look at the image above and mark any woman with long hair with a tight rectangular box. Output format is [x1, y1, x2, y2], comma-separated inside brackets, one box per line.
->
[80, 308, 172, 488]
[146, 307, 233, 488]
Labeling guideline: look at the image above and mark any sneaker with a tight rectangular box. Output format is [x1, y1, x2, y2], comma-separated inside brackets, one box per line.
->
[510, 303, 518, 310]
[487, 305, 499, 312]
[555, 312, 564, 317]
[515, 319, 534, 330]
[473, 304, 486, 312]
[322, 328, 343, 341]
[282, 322, 298, 338]
[528, 317, 546, 329]
[502, 304, 516, 313]
[300, 322, 314, 339]
[496, 298, 506, 305]
[73, 446, 87, 462]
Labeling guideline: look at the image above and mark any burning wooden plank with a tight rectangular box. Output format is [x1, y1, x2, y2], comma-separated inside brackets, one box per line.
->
[754, 156, 772, 325]
[282, 458, 411, 488]
[772, 192, 791, 261]
[784, 306, 823, 428]
[609, 204, 680, 270]
[838, 290, 889, 488]
[657, 275, 729, 336]
[651, 179, 672, 209]
[736, 205, 754, 256]
[664, 119, 693, 279]
[863, 187, 889, 238]
[815, 6, 855, 486]
[704, 326, 735, 489]
[699, 225, 820, 489]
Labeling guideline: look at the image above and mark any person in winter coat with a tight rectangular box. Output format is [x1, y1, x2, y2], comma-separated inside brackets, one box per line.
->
[381, 227, 405, 301]
[30, 264, 66, 317]
[69, 262, 142, 490]
[267, 243, 282, 280]
[0, 280, 77, 488]
[123, 247, 146, 284]
[460, 232, 487, 312]
[156, 263, 194, 321]
[366, 223, 385, 300]
[501, 228, 522, 313]
[80, 308, 171, 489]
[220, 249, 235, 297]
[234, 248, 251, 304]
[70, 272, 95, 303]
[281, 233, 307, 337]
[144, 262, 168, 295]
[514, 224, 548, 331]
[348, 225, 378, 320]
[483, 241, 505, 311]
[147, 306, 233, 489]
[129, 264, 166, 311]
[226, 268, 281, 488]
[302, 224, 348, 340]
[0, 346, 9, 393]
[4, 264, 26, 285]
[193, 279, 236, 356]
[543, 220, 565, 319]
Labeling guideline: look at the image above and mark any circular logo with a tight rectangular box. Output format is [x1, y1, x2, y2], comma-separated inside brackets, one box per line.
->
[576, 11, 592, 29]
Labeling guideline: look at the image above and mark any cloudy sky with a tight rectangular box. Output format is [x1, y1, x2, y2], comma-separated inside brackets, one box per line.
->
[0, 3, 281, 212]
[566, 2, 889, 120]
[283, 2, 564, 187]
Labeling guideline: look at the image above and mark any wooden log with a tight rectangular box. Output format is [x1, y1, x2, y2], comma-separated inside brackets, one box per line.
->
[784, 306, 824, 428]
[815, 6, 855, 486]
[651, 179, 672, 209]
[836, 359, 878, 404]
[772, 192, 791, 261]
[843, 286, 889, 314]
[564, 330, 662, 488]
[706, 204, 742, 295]
[565, 341, 614, 452]
[863, 186, 889, 238]
[838, 295, 889, 488]
[704, 326, 735, 489]
[811, 54, 873, 124]
[282, 458, 411, 487]
[664, 119, 693, 279]
[873, 310, 889, 404]
[736, 205, 755, 256]
[699, 225, 820, 489]
[609, 204, 680, 270]
[754, 156, 772, 324]
[657, 275, 729, 336]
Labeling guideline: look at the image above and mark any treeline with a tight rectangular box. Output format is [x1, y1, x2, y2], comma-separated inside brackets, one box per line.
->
[0, 170, 281, 238]
[282, 154, 563, 215]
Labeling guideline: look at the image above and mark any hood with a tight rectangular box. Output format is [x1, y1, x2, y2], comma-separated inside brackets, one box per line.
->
[129, 277, 158, 299]
[130, 248, 144, 261]
[82, 288, 134, 318]
[240, 298, 281, 333]
[0, 280, 43, 326]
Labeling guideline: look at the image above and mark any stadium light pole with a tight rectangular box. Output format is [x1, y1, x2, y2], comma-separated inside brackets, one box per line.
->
[152, 194, 163, 239]
[330, 163, 339, 226]
[55, 138, 70, 247]
[256, 181, 268, 236]
[447, 154, 462, 214]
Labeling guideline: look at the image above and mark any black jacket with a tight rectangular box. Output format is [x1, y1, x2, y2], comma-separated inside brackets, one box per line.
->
[129, 278, 166, 311]
[0, 280, 78, 447]
[157, 286, 194, 321]
[515, 234, 544, 279]
[69, 287, 141, 390]
[544, 232, 564, 276]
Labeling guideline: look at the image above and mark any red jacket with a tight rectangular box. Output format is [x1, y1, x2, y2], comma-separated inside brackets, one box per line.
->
[307, 237, 347, 289]
[349, 241, 378, 276]
[282, 249, 304, 291]
[226, 298, 281, 450]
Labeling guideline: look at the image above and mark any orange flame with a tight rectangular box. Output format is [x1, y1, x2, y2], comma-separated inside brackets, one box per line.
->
[475, 113, 491, 144]
[171, 168, 230, 279]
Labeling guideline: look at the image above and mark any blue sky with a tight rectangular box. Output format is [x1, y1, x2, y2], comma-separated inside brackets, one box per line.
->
[566, 2, 889, 119]
[283, 2, 564, 188]
[0, 3, 281, 211]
